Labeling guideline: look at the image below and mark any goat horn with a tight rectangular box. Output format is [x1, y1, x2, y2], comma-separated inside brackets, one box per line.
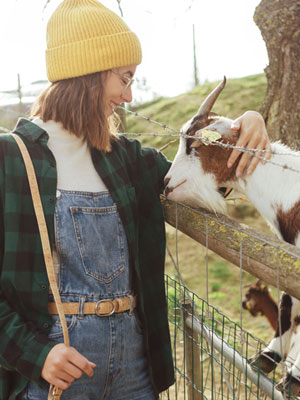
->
[196, 76, 226, 118]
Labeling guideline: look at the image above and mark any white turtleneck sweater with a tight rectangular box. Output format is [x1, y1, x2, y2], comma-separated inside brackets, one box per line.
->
[32, 118, 108, 192]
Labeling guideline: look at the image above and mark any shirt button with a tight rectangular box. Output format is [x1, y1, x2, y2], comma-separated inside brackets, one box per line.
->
[43, 323, 49, 329]
[49, 197, 54, 203]
[41, 284, 47, 290]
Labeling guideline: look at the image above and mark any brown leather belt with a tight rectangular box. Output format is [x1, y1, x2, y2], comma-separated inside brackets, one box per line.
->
[48, 295, 136, 316]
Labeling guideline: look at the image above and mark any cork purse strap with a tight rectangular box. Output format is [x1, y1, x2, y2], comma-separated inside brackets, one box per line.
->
[11, 134, 68, 400]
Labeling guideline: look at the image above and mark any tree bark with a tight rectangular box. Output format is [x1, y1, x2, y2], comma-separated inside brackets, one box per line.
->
[254, 1, 300, 146]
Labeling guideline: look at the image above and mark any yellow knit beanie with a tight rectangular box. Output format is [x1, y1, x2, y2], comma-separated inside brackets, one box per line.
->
[46, 0, 142, 82]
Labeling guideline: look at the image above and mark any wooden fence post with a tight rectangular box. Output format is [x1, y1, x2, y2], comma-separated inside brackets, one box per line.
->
[161, 196, 300, 300]
[181, 300, 204, 400]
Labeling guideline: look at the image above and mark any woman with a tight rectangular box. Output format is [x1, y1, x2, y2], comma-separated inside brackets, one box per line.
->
[0, 1, 270, 399]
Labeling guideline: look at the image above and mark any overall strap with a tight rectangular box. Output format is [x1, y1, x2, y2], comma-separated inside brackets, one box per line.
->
[11, 134, 67, 400]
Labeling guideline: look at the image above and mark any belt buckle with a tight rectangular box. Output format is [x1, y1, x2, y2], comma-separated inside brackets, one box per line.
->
[95, 299, 115, 316]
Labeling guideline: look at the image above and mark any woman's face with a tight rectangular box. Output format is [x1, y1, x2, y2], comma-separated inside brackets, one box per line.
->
[103, 64, 137, 117]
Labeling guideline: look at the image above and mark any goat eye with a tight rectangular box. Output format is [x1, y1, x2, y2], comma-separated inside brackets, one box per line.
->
[186, 138, 195, 155]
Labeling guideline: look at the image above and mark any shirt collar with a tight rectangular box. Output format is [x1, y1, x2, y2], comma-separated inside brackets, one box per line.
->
[12, 118, 49, 143]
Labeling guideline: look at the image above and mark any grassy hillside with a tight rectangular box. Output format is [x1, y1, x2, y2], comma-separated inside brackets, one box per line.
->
[126, 74, 267, 160]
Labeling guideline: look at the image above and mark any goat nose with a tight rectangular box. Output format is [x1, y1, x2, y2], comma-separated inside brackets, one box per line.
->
[164, 186, 173, 197]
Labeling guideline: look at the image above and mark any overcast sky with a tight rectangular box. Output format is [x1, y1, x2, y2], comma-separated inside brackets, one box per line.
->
[0, 0, 268, 104]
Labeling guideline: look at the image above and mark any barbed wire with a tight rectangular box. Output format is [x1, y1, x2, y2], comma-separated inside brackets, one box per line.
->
[1, 105, 300, 176]
[117, 106, 300, 175]
[118, 105, 182, 134]
[118, 105, 300, 157]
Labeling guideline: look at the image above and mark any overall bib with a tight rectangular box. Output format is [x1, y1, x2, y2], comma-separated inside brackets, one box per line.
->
[19, 190, 155, 400]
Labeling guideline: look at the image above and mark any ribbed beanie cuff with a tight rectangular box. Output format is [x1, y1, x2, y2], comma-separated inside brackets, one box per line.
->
[46, 0, 142, 82]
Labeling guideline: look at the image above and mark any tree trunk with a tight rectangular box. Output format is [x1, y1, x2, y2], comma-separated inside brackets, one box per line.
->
[254, 1, 300, 146]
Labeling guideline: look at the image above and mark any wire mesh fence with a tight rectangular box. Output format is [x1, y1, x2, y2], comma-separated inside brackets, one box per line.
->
[161, 275, 298, 400]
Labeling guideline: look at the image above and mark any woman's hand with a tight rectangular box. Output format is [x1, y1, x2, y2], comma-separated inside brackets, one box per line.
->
[41, 343, 96, 390]
[227, 111, 271, 177]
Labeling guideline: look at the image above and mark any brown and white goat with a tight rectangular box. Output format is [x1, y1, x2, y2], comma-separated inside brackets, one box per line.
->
[243, 280, 300, 383]
[164, 78, 300, 396]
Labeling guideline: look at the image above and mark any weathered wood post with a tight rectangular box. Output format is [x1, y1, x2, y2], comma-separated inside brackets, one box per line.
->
[181, 300, 204, 400]
[161, 196, 300, 300]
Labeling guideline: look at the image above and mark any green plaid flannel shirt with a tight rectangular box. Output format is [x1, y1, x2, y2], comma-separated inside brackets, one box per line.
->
[0, 118, 174, 399]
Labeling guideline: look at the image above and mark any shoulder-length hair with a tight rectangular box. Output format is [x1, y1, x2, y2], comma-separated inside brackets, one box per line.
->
[30, 71, 119, 152]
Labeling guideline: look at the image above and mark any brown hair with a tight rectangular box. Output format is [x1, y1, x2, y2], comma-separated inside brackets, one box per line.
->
[30, 71, 119, 152]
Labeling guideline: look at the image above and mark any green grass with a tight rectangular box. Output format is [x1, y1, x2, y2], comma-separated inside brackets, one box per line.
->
[126, 73, 267, 160]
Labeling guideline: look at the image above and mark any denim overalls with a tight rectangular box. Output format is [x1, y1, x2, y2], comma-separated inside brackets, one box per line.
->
[19, 190, 155, 400]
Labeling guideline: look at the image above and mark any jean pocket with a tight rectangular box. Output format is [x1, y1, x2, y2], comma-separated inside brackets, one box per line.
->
[71, 205, 128, 283]
[49, 314, 77, 339]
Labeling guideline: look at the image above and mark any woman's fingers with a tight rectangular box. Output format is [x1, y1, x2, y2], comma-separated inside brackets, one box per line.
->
[228, 111, 271, 176]
[235, 137, 258, 177]
[227, 116, 248, 169]
[62, 360, 83, 380]
[65, 347, 96, 377]
[247, 140, 271, 174]
[41, 344, 96, 389]
[56, 370, 76, 384]
[50, 376, 72, 391]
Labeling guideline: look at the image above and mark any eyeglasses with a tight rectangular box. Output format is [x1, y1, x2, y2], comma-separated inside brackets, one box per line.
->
[111, 69, 135, 94]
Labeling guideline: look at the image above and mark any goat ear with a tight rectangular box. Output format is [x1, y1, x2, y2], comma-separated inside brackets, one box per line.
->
[256, 279, 268, 293]
[190, 141, 201, 149]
